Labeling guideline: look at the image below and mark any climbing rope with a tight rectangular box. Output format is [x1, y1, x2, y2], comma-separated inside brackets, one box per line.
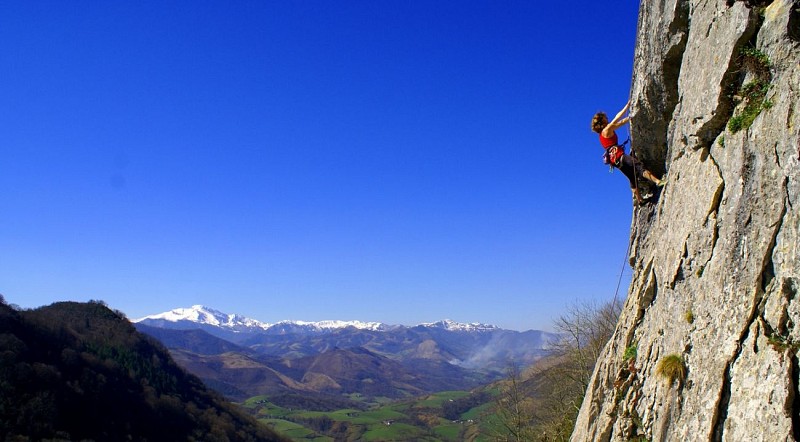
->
[611, 238, 632, 311]
[610, 38, 643, 312]
[610, 124, 639, 312]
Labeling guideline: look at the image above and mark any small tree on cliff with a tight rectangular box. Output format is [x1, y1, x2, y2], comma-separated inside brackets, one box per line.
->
[490, 363, 537, 442]
[552, 300, 622, 397]
[536, 300, 621, 441]
[488, 300, 621, 442]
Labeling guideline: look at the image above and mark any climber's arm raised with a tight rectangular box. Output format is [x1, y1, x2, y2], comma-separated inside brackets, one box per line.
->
[602, 101, 631, 137]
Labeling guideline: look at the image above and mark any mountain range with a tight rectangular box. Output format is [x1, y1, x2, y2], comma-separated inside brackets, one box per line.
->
[134, 305, 558, 402]
[135, 305, 499, 335]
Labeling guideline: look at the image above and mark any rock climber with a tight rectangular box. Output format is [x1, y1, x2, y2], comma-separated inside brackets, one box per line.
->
[591, 100, 665, 204]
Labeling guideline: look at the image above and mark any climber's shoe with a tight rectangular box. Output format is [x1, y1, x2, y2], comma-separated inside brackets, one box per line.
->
[656, 178, 667, 187]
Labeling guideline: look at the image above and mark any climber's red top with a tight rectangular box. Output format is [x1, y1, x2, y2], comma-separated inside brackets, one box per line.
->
[599, 132, 618, 148]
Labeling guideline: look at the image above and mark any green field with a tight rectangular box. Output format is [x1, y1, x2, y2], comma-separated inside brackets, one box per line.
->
[259, 419, 333, 441]
[361, 422, 428, 441]
[415, 390, 471, 408]
[433, 422, 463, 440]
[241, 389, 496, 441]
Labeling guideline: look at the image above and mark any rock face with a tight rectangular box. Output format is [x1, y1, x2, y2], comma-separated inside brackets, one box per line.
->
[571, 1, 800, 441]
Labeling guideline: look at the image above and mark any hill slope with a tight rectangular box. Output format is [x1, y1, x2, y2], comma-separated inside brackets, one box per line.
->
[572, 1, 800, 440]
[0, 299, 289, 442]
[157, 337, 487, 402]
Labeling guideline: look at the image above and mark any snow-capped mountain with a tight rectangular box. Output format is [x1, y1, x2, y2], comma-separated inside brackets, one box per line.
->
[134, 305, 272, 332]
[134, 305, 497, 335]
[134, 305, 396, 336]
[419, 319, 499, 332]
[266, 319, 390, 334]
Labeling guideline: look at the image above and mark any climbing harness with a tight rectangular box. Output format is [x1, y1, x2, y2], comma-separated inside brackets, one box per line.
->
[603, 137, 631, 171]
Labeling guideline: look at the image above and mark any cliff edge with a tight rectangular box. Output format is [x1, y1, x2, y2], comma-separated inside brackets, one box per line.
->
[572, 0, 799, 441]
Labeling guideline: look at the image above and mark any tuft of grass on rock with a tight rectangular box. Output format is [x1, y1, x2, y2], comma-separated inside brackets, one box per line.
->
[656, 354, 686, 385]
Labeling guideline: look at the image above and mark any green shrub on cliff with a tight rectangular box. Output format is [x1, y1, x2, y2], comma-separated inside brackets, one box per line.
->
[728, 46, 773, 133]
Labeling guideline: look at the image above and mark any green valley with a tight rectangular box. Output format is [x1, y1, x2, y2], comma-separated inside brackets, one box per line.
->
[242, 390, 495, 442]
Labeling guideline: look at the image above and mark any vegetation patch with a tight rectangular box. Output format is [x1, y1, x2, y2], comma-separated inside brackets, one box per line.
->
[767, 334, 800, 353]
[460, 401, 492, 421]
[728, 79, 773, 133]
[685, 310, 695, 324]
[739, 46, 771, 80]
[361, 422, 424, 441]
[243, 390, 490, 441]
[728, 46, 773, 134]
[260, 419, 330, 441]
[623, 343, 638, 362]
[349, 408, 407, 425]
[656, 354, 686, 385]
[433, 422, 463, 440]
[416, 390, 471, 408]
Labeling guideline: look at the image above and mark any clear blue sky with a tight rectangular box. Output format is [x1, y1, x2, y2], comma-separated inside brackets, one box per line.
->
[1, 1, 639, 331]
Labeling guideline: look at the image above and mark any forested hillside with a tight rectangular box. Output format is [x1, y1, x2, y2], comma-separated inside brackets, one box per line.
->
[0, 298, 290, 442]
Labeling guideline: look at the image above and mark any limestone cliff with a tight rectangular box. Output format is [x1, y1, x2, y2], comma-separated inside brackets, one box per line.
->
[571, 1, 799, 441]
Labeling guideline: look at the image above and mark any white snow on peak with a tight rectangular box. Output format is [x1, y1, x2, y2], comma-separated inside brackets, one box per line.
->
[274, 319, 388, 331]
[134, 306, 388, 332]
[135, 306, 501, 333]
[134, 305, 272, 330]
[419, 319, 499, 332]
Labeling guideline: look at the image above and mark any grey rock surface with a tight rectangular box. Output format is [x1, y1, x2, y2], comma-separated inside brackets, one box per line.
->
[572, 0, 800, 440]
